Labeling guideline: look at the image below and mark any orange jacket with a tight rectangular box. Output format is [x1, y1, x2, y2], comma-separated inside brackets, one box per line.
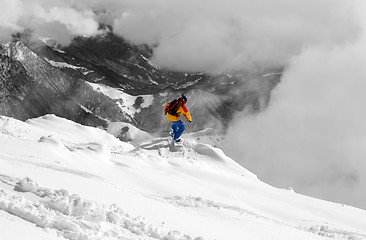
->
[165, 102, 192, 122]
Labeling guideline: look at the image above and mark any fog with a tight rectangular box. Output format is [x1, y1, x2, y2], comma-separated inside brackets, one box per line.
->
[225, 1, 366, 209]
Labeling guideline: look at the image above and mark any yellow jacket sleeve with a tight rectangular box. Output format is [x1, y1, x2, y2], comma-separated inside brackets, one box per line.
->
[179, 104, 192, 122]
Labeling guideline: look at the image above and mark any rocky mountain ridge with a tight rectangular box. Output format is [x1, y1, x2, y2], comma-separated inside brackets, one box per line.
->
[0, 31, 282, 136]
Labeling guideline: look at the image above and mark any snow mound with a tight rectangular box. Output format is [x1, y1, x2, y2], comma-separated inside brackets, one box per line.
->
[185, 128, 224, 148]
[0, 176, 204, 240]
[27, 114, 134, 153]
[38, 135, 71, 153]
[108, 121, 153, 145]
[1, 114, 134, 153]
[138, 138, 256, 178]
[67, 142, 114, 164]
[194, 143, 224, 161]
[0, 116, 50, 140]
[193, 142, 256, 177]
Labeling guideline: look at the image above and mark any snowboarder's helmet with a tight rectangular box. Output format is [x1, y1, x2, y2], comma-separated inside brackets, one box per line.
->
[181, 95, 187, 103]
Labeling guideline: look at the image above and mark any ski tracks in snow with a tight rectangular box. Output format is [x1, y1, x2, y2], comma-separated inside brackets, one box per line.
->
[303, 225, 366, 240]
[0, 175, 204, 240]
[1, 174, 364, 240]
[150, 194, 366, 240]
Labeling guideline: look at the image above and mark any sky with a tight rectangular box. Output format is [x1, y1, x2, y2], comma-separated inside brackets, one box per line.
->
[1, 0, 366, 209]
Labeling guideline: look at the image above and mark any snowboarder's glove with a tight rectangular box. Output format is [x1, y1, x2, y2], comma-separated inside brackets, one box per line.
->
[189, 120, 191, 123]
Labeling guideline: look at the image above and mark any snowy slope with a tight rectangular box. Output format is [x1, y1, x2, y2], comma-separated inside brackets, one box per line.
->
[0, 115, 366, 240]
[87, 82, 154, 119]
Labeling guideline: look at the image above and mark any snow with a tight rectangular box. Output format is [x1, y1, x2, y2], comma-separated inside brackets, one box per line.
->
[140, 54, 161, 70]
[82, 70, 94, 75]
[0, 210, 64, 240]
[159, 92, 168, 97]
[1, 114, 366, 240]
[107, 121, 153, 145]
[147, 75, 159, 85]
[141, 95, 154, 108]
[87, 82, 154, 117]
[45, 58, 87, 70]
[261, 72, 282, 77]
[77, 103, 93, 114]
[178, 78, 202, 88]
[15, 48, 25, 61]
[1, 175, 194, 240]
[122, 74, 135, 80]
[53, 48, 66, 54]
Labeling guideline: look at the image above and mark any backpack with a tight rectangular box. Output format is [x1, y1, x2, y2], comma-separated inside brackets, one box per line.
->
[165, 98, 183, 116]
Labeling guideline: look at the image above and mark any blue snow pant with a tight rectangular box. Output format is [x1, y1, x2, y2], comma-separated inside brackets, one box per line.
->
[171, 120, 186, 140]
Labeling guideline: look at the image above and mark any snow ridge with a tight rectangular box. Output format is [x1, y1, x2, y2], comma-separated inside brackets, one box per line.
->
[0, 175, 203, 240]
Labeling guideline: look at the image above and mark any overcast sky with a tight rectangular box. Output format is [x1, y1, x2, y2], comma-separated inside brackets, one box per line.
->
[0, 0, 359, 73]
[1, 0, 366, 209]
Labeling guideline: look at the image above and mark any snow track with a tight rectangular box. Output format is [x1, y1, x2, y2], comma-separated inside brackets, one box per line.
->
[0, 175, 203, 240]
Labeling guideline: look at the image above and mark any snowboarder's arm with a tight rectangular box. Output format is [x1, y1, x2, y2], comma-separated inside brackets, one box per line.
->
[181, 104, 192, 122]
[183, 112, 192, 122]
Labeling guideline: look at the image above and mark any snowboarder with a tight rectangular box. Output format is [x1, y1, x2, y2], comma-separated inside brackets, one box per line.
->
[164, 95, 192, 143]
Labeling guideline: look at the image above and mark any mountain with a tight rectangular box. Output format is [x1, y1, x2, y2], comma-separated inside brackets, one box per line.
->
[1, 114, 366, 240]
[0, 31, 281, 136]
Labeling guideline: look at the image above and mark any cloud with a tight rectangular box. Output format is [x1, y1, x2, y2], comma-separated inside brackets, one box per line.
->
[225, 0, 366, 209]
[0, 0, 100, 45]
[112, 0, 359, 73]
[0, 0, 360, 72]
